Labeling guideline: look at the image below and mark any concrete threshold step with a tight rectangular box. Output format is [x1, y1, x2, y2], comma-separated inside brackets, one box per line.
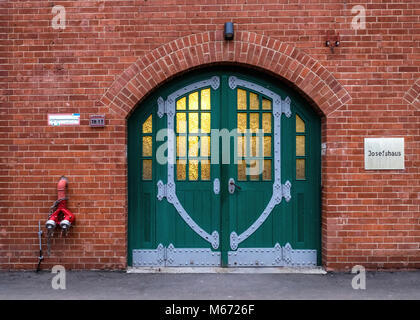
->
[127, 267, 327, 274]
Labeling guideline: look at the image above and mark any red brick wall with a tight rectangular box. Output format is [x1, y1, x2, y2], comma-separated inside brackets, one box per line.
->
[1, 0, 418, 271]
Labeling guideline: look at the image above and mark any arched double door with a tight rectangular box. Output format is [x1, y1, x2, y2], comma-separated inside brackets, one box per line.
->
[128, 68, 321, 267]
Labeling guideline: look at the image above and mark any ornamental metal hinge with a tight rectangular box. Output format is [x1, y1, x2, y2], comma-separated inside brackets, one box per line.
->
[157, 180, 167, 201]
[273, 180, 292, 204]
[157, 96, 175, 118]
[157, 180, 176, 203]
[282, 180, 292, 202]
[282, 96, 291, 118]
[157, 97, 166, 118]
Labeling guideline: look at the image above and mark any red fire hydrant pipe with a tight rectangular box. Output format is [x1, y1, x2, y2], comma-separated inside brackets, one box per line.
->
[46, 176, 75, 232]
[57, 176, 68, 201]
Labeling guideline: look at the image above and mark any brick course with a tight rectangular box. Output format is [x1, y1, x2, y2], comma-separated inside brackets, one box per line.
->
[0, 0, 419, 271]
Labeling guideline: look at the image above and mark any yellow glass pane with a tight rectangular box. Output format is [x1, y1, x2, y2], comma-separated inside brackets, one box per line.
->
[237, 89, 247, 110]
[262, 113, 271, 133]
[142, 160, 152, 180]
[176, 160, 186, 180]
[176, 97, 186, 110]
[263, 160, 271, 180]
[142, 114, 152, 133]
[264, 136, 271, 157]
[201, 113, 211, 133]
[200, 136, 210, 157]
[296, 159, 305, 179]
[296, 136, 305, 156]
[250, 92, 259, 110]
[237, 113, 247, 133]
[189, 92, 198, 110]
[189, 160, 199, 180]
[237, 136, 246, 158]
[189, 112, 199, 133]
[262, 98, 272, 110]
[201, 89, 211, 110]
[250, 136, 261, 157]
[177, 136, 187, 157]
[201, 160, 210, 180]
[176, 113, 186, 133]
[250, 113, 259, 131]
[189, 136, 199, 157]
[142, 136, 152, 157]
[237, 160, 246, 181]
[296, 114, 305, 133]
[249, 160, 260, 180]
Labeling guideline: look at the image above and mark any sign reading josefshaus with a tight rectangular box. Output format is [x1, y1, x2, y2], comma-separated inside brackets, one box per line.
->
[364, 138, 405, 170]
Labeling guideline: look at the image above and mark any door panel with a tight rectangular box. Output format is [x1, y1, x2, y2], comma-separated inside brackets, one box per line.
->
[156, 84, 221, 253]
[128, 69, 321, 267]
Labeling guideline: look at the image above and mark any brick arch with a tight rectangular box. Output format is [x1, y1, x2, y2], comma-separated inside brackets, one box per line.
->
[100, 31, 351, 118]
[403, 78, 420, 110]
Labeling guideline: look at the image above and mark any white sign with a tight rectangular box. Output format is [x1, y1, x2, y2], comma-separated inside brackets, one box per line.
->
[48, 114, 80, 126]
[364, 138, 404, 170]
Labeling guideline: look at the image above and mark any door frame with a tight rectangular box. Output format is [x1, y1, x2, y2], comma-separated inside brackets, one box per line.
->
[128, 66, 322, 267]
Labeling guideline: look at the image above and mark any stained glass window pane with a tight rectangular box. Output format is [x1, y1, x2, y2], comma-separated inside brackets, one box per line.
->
[188, 136, 199, 157]
[250, 113, 259, 132]
[177, 136, 187, 157]
[142, 136, 152, 157]
[201, 160, 210, 180]
[237, 136, 246, 158]
[237, 113, 247, 133]
[189, 160, 199, 180]
[264, 136, 271, 157]
[263, 160, 271, 180]
[176, 113, 187, 133]
[177, 160, 186, 180]
[201, 113, 211, 133]
[237, 160, 246, 181]
[142, 160, 152, 180]
[200, 136, 210, 157]
[262, 113, 271, 133]
[296, 159, 305, 179]
[262, 98, 272, 110]
[142, 115, 152, 133]
[201, 89, 211, 110]
[249, 160, 260, 180]
[188, 92, 199, 110]
[296, 114, 305, 133]
[176, 97, 186, 110]
[250, 92, 259, 110]
[237, 89, 247, 110]
[296, 136, 305, 156]
[250, 136, 261, 157]
[189, 113, 199, 133]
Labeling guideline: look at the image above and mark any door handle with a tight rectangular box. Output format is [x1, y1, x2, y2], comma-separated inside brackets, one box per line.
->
[228, 178, 241, 194]
[213, 178, 220, 195]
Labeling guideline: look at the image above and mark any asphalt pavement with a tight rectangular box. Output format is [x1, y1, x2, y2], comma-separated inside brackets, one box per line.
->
[0, 270, 419, 300]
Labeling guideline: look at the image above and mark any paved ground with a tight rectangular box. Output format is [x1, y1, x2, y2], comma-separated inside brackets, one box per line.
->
[0, 270, 419, 300]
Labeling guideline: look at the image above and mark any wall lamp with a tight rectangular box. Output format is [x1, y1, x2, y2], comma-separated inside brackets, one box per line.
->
[224, 22, 234, 40]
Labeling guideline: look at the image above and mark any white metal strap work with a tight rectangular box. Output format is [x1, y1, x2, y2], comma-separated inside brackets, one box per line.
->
[132, 243, 316, 267]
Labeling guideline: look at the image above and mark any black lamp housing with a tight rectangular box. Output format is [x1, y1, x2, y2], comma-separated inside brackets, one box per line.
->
[224, 22, 234, 40]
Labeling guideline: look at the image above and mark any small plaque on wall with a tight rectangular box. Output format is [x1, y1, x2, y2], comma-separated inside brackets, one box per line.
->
[364, 138, 404, 170]
[48, 113, 80, 126]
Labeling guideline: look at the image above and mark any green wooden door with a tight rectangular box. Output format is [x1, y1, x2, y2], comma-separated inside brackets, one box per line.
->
[128, 69, 321, 267]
